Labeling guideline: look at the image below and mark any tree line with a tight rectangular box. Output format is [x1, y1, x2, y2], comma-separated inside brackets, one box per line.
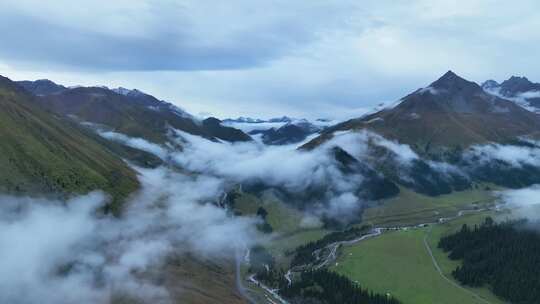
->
[438, 217, 540, 303]
[280, 269, 401, 304]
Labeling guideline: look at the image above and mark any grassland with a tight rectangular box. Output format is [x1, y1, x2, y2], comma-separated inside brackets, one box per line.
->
[332, 211, 508, 304]
[361, 186, 498, 227]
[236, 185, 509, 304]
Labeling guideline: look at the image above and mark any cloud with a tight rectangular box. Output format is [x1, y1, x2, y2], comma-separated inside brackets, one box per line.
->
[465, 142, 540, 168]
[484, 86, 540, 113]
[518, 90, 540, 99]
[169, 129, 427, 220]
[498, 185, 540, 208]
[496, 185, 540, 221]
[0, 192, 106, 304]
[0, 0, 357, 72]
[98, 130, 168, 159]
[0, 166, 260, 304]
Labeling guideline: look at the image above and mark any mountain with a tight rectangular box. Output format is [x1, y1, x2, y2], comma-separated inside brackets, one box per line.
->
[249, 119, 321, 145]
[482, 76, 540, 112]
[201, 117, 254, 142]
[305, 71, 540, 154]
[0, 76, 139, 212]
[222, 116, 265, 123]
[223, 116, 335, 145]
[268, 116, 293, 123]
[18, 81, 252, 144]
[16, 79, 67, 96]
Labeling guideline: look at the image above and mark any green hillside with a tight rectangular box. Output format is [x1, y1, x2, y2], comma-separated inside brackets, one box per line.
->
[0, 76, 139, 212]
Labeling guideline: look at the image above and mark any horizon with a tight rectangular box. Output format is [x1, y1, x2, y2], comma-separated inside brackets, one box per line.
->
[4, 69, 538, 121]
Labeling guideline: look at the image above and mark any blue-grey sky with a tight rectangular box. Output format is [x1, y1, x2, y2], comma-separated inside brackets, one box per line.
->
[1, 0, 540, 119]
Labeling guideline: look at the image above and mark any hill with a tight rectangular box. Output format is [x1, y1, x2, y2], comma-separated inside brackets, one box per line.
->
[0, 76, 139, 212]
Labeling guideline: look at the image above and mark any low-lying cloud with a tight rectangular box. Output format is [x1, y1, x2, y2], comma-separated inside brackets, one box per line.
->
[7, 123, 540, 303]
[498, 185, 540, 208]
[0, 166, 260, 304]
[496, 185, 540, 221]
[99, 130, 169, 159]
[465, 141, 540, 168]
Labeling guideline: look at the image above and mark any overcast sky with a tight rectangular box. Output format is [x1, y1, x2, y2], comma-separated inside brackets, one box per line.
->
[1, 0, 539, 119]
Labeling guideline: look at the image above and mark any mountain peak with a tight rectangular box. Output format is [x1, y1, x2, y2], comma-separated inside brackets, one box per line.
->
[501, 75, 533, 87]
[442, 70, 458, 79]
[15, 78, 66, 96]
[430, 70, 477, 91]
[113, 87, 147, 98]
[481, 80, 500, 90]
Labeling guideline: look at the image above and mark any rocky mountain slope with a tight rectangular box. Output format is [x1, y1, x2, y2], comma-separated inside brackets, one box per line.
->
[305, 71, 540, 155]
[482, 76, 540, 113]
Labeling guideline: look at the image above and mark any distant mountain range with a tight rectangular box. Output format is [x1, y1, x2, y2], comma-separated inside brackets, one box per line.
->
[18, 79, 252, 144]
[482, 76, 540, 113]
[223, 116, 335, 145]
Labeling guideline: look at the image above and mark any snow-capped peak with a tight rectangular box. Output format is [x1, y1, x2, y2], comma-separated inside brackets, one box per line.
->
[112, 87, 146, 97]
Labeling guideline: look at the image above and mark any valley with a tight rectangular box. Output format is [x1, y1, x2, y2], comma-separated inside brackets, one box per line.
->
[232, 187, 510, 304]
[3, 3, 540, 304]
[2, 70, 540, 304]
[332, 212, 507, 304]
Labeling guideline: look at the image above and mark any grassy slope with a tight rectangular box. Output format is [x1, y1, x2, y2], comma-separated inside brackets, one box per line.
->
[234, 192, 328, 264]
[0, 79, 139, 211]
[332, 211, 507, 304]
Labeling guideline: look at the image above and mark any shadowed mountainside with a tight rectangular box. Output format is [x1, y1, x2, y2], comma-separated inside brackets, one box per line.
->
[19, 81, 252, 144]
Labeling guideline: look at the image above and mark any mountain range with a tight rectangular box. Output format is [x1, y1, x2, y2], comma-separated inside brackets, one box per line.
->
[223, 116, 334, 145]
[482, 76, 540, 113]
[4, 71, 540, 208]
[18, 81, 252, 144]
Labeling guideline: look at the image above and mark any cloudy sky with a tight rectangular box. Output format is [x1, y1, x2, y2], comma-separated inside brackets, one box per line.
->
[1, 0, 539, 119]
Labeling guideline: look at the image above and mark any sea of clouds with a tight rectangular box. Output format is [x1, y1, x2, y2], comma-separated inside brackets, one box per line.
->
[4, 125, 540, 303]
